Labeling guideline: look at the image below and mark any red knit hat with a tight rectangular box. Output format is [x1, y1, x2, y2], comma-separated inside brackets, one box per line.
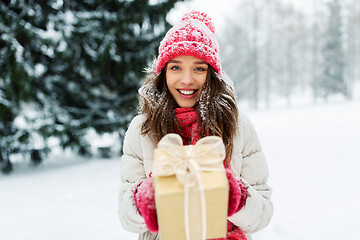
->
[156, 10, 222, 74]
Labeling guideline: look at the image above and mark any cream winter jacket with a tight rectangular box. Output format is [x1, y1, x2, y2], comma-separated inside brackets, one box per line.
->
[118, 113, 273, 240]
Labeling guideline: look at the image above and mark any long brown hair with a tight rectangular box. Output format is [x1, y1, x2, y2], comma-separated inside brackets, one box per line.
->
[138, 63, 239, 161]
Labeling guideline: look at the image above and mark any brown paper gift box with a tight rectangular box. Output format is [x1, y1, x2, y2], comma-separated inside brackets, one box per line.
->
[153, 146, 229, 240]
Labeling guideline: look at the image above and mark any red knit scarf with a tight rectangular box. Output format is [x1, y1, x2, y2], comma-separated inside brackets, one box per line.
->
[174, 108, 201, 145]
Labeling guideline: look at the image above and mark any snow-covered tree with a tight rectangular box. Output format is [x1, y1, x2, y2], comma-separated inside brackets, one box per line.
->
[219, 0, 359, 108]
[343, 0, 360, 99]
[220, 0, 267, 109]
[0, 0, 56, 173]
[0, 0, 181, 173]
[220, 0, 311, 108]
[319, 0, 347, 99]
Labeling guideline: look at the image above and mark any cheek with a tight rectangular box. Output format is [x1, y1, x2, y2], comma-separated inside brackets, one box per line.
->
[165, 75, 177, 99]
[201, 78, 206, 88]
[198, 75, 207, 90]
[165, 73, 174, 89]
[196, 74, 207, 98]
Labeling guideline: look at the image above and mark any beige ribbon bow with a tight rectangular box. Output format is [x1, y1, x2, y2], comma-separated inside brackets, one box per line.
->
[153, 133, 226, 240]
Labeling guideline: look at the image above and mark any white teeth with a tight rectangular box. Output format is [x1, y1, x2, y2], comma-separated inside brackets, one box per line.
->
[179, 90, 196, 95]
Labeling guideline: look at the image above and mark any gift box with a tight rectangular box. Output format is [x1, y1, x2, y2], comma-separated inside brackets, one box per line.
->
[152, 134, 229, 240]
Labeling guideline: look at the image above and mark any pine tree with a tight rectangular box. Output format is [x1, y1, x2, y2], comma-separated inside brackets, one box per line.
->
[0, 0, 55, 173]
[0, 0, 182, 173]
[320, 0, 347, 99]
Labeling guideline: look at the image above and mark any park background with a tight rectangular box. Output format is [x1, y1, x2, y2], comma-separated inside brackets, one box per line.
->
[1, 0, 360, 239]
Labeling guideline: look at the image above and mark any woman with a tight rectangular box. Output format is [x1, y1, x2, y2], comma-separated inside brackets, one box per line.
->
[118, 10, 273, 240]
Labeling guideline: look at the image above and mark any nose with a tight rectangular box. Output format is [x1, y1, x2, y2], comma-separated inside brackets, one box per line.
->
[180, 70, 194, 85]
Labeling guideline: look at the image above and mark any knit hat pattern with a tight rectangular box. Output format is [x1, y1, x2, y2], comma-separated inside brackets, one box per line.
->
[156, 10, 222, 74]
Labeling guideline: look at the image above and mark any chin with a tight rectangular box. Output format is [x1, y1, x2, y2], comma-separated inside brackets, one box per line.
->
[178, 102, 196, 108]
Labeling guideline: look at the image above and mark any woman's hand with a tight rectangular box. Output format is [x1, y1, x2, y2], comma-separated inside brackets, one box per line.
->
[226, 167, 248, 216]
[134, 176, 159, 232]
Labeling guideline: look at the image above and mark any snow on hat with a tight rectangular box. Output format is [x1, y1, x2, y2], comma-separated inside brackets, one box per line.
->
[156, 10, 222, 74]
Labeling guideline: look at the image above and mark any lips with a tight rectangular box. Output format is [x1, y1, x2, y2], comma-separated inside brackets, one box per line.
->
[178, 89, 197, 95]
[177, 89, 198, 99]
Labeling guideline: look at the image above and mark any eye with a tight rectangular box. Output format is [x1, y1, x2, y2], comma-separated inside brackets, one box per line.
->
[170, 66, 181, 71]
[195, 67, 207, 72]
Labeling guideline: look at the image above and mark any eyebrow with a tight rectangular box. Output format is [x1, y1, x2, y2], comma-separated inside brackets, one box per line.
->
[194, 61, 207, 65]
[168, 59, 207, 65]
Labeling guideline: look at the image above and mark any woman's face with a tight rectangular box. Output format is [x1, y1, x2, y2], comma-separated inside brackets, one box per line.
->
[166, 55, 208, 108]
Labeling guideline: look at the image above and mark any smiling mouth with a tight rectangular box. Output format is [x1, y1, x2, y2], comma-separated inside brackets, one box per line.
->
[177, 89, 197, 96]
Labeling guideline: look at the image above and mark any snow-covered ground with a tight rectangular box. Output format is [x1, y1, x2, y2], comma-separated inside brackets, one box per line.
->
[250, 100, 360, 240]
[1, 100, 360, 240]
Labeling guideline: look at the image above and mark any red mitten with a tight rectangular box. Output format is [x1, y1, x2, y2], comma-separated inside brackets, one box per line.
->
[226, 221, 247, 240]
[134, 177, 158, 232]
[210, 221, 247, 240]
[226, 168, 248, 216]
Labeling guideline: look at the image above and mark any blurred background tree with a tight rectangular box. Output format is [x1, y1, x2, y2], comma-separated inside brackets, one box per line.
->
[0, 0, 182, 174]
[319, 0, 347, 99]
[219, 0, 360, 109]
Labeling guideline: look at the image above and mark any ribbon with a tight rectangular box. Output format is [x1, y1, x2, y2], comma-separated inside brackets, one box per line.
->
[153, 134, 226, 240]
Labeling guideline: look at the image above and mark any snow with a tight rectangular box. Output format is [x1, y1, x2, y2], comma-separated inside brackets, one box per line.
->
[0, 155, 137, 240]
[1, 100, 360, 240]
[250, 100, 360, 240]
